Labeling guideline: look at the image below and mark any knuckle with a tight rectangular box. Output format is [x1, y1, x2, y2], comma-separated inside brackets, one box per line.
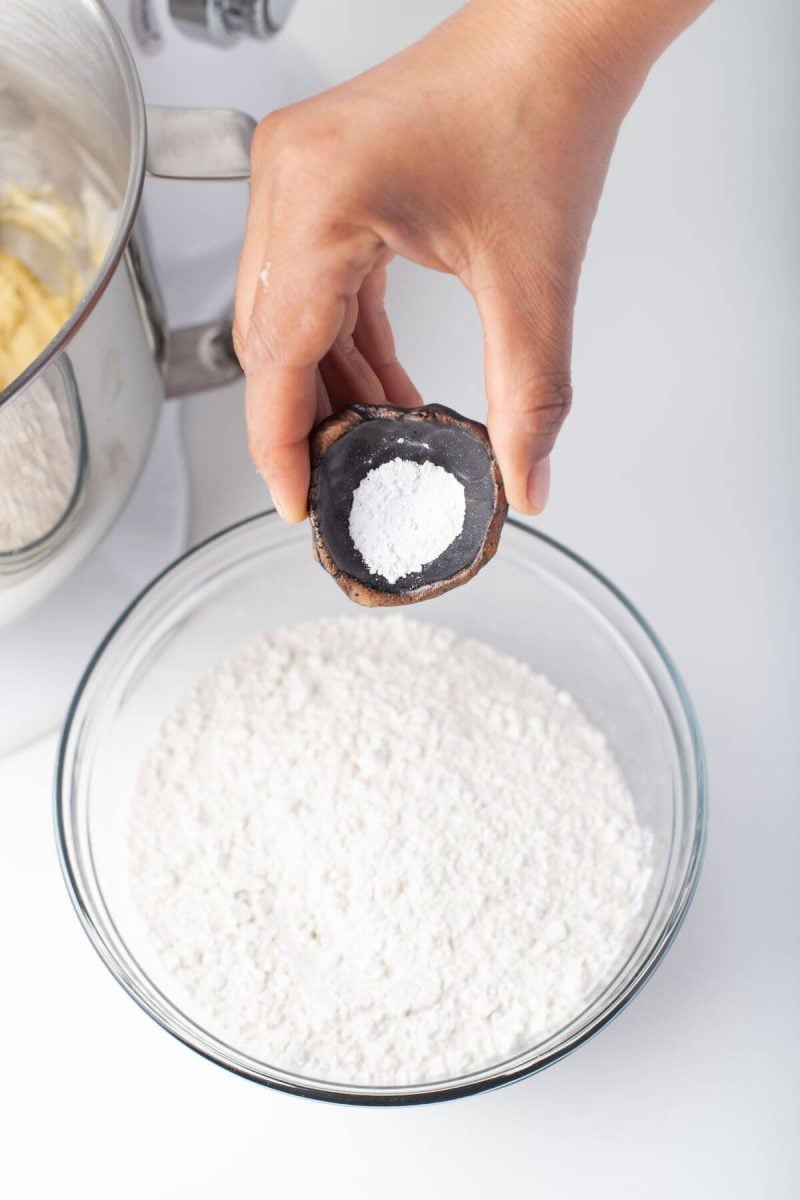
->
[252, 106, 328, 187]
[518, 373, 573, 435]
[331, 329, 356, 355]
[252, 107, 292, 153]
[250, 112, 285, 176]
[246, 427, 268, 473]
[271, 127, 336, 190]
[234, 304, 279, 374]
[538, 374, 573, 422]
[537, 395, 572, 436]
[241, 321, 276, 374]
[272, 137, 312, 182]
[231, 321, 248, 367]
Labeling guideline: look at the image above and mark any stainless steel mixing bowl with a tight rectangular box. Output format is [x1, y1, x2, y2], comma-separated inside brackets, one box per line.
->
[56, 513, 706, 1104]
[0, 0, 255, 623]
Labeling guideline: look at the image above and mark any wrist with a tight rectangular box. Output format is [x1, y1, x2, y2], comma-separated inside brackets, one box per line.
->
[561, 0, 713, 67]
[467, 0, 712, 102]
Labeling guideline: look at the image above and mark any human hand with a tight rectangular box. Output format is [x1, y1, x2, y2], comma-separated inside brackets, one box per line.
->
[234, 0, 711, 521]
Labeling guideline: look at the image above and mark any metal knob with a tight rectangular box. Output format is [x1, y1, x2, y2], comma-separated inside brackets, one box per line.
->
[169, 0, 295, 45]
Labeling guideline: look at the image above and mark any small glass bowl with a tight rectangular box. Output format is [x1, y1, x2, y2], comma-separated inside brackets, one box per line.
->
[56, 512, 706, 1105]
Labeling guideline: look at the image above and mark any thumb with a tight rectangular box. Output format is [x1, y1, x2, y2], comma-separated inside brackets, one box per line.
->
[469, 257, 574, 514]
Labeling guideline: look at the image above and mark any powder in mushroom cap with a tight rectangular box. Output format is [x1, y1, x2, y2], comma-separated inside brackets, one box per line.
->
[348, 457, 466, 583]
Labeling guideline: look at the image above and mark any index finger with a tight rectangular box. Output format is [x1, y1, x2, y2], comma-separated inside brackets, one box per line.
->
[240, 223, 383, 522]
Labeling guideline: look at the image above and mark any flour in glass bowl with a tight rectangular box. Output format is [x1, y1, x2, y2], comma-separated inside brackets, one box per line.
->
[129, 615, 650, 1087]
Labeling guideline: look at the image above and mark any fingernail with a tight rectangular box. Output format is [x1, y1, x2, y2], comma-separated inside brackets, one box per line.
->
[269, 490, 286, 521]
[257, 471, 284, 520]
[526, 457, 551, 514]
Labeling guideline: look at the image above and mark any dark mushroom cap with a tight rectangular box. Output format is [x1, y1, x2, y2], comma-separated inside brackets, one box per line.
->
[308, 404, 508, 607]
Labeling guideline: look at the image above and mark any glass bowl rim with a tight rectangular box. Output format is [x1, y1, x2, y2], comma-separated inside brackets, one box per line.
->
[54, 510, 707, 1106]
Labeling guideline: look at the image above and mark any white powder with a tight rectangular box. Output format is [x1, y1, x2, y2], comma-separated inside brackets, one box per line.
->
[129, 616, 649, 1087]
[348, 457, 466, 583]
[0, 380, 79, 553]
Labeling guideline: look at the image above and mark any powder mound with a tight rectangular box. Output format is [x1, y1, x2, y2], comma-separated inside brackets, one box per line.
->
[348, 457, 466, 583]
[129, 615, 649, 1088]
[0, 379, 79, 552]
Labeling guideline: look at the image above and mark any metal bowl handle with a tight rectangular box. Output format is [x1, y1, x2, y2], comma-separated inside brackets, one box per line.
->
[140, 105, 255, 395]
[145, 105, 255, 181]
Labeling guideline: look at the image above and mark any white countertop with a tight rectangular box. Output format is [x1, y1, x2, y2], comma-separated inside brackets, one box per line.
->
[3, 1, 798, 1195]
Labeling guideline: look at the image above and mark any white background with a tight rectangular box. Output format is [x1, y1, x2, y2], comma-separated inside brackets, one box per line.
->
[2, 0, 799, 1195]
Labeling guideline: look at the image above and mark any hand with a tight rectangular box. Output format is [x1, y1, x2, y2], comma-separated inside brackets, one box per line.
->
[234, 0, 711, 522]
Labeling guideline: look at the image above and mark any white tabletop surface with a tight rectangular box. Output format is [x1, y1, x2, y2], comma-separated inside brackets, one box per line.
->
[3, 1, 798, 1195]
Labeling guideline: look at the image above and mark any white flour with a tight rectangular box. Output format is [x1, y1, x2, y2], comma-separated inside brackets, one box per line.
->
[0, 380, 79, 553]
[129, 616, 649, 1086]
[348, 457, 466, 583]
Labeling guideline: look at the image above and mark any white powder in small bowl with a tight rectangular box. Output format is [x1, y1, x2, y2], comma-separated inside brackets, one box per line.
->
[129, 615, 650, 1088]
[348, 457, 466, 583]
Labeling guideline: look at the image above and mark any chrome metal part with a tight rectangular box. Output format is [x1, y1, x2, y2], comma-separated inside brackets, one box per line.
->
[145, 105, 255, 180]
[169, 0, 295, 45]
[165, 318, 241, 398]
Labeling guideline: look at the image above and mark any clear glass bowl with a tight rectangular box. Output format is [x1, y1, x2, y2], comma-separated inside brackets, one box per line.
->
[56, 512, 706, 1105]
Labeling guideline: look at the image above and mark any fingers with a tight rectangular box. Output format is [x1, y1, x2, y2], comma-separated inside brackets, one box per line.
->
[319, 265, 421, 412]
[469, 261, 574, 514]
[353, 266, 422, 408]
[234, 112, 384, 521]
[318, 293, 387, 412]
[234, 149, 273, 362]
[315, 369, 332, 424]
[244, 367, 317, 522]
[235, 206, 383, 521]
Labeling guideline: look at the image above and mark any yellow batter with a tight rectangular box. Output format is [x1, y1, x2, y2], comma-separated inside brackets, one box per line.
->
[0, 185, 103, 391]
[0, 249, 73, 391]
